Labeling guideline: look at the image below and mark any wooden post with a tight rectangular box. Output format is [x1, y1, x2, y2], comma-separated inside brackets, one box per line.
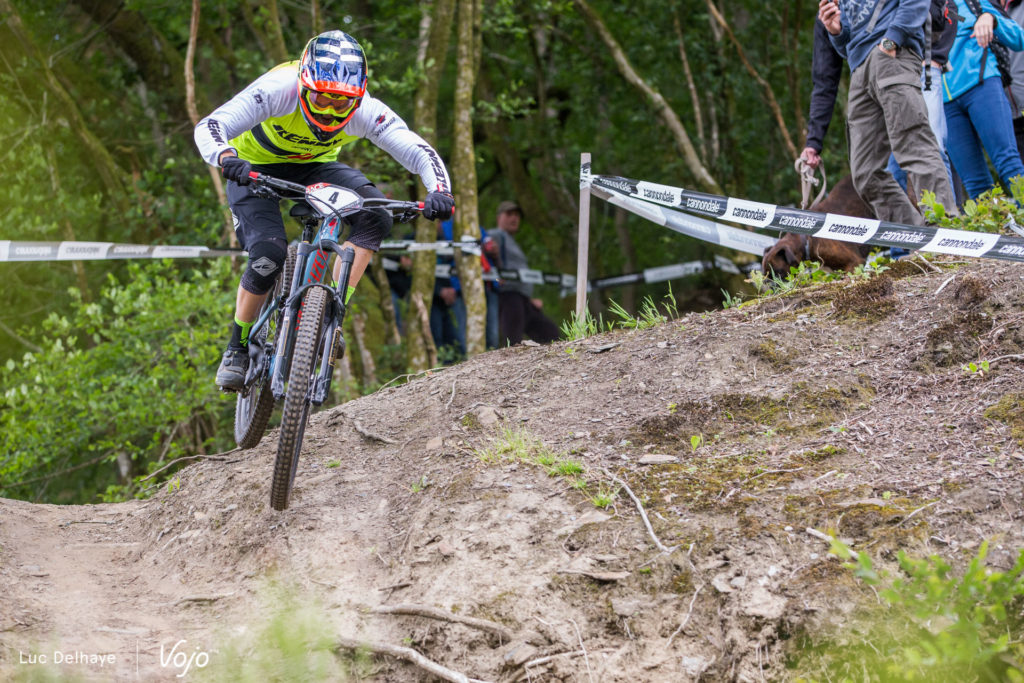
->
[576, 152, 592, 319]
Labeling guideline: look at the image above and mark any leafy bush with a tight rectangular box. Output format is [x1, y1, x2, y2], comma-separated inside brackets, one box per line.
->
[0, 260, 236, 503]
[792, 540, 1024, 682]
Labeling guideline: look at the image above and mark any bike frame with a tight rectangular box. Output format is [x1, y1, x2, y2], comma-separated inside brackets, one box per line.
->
[243, 173, 421, 406]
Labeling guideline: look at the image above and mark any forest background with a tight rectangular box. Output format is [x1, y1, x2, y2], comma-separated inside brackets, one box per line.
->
[0, 0, 841, 504]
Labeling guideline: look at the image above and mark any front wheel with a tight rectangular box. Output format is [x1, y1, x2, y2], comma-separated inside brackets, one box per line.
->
[235, 245, 296, 449]
[270, 285, 328, 511]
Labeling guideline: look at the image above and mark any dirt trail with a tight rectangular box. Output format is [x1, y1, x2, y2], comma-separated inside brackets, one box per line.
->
[2, 257, 1024, 682]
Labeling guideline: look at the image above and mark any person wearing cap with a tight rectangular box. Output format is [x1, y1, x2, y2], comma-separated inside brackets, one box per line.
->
[483, 201, 561, 347]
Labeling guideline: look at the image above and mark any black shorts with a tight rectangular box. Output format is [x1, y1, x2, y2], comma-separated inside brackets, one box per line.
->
[226, 161, 390, 251]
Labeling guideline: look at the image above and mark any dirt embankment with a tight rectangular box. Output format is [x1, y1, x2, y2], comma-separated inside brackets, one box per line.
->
[2, 257, 1023, 682]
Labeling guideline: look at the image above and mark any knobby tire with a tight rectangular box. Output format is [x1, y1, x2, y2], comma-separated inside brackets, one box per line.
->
[271, 285, 328, 510]
[234, 245, 296, 449]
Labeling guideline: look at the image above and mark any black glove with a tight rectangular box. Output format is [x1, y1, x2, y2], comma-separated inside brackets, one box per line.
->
[221, 155, 253, 186]
[423, 191, 455, 220]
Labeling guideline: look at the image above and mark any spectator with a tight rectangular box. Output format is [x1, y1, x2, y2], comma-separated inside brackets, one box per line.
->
[800, 18, 847, 171]
[943, 0, 1024, 198]
[430, 218, 466, 361]
[1004, 0, 1024, 160]
[888, 0, 958, 195]
[484, 201, 560, 347]
[480, 226, 500, 350]
[820, 0, 959, 224]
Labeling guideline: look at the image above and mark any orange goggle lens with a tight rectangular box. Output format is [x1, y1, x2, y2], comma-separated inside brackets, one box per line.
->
[311, 91, 358, 110]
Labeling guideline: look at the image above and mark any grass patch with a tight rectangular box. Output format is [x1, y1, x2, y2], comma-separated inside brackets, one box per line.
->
[199, 583, 361, 682]
[790, 541, 1024, 682]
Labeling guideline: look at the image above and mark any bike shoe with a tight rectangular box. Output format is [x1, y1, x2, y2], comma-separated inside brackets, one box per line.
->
[216, 345, 249, 392]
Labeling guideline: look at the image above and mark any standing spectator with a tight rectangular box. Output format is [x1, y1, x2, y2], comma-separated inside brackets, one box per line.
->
[480, 226, 500, 350]
[943, 0, 1024, 198]
[484, 201, 560, 347]
[430, 218, 466, 361]
[1004, 0, 1024, 160]
[820, 0, 959, 224]
[800, 19, 847, 171]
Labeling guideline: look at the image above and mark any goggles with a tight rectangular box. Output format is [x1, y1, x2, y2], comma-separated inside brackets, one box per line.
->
[309, 91, 359, 112]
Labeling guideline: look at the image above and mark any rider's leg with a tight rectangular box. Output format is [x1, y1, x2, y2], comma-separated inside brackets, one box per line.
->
[328, 182, 393, 302]
[220, 174, 289, 390]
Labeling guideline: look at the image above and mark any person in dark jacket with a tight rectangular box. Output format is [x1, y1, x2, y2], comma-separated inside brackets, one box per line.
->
[819, 0, 958, 225]
[802, 4, 955, 193]
[483, 201, 560, 347]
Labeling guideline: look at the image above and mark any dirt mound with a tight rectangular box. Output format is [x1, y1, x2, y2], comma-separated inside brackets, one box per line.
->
[2, 258, 1024, 681]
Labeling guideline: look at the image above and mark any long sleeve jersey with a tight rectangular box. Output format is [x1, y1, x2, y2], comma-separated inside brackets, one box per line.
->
[194, 61, 451, 194]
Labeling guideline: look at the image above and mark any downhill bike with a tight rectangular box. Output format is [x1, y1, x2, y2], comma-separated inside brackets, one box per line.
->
[232, 172, 423, 510]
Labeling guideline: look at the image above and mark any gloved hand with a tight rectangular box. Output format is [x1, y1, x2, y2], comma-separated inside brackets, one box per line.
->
[221, 155, 253, 186]
[423, 191, 455, 220]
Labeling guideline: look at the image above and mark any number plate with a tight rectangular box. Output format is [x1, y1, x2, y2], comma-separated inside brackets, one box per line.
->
[306, 183, 362, 217]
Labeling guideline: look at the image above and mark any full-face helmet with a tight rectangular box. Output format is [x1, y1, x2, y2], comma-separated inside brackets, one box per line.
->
[297, 31, 367, 141]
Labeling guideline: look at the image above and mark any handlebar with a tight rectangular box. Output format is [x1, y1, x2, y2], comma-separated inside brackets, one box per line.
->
[246, 171, 426, 223]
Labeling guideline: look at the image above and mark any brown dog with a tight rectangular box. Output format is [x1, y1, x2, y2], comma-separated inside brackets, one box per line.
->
[762, 175, 874, 277]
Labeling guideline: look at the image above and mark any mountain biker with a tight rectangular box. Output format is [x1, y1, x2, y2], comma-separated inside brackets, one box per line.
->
[194, 30, 454, 391]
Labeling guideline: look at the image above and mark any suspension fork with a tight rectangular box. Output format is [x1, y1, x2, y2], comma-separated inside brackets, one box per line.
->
[311, 244, 355, 405]
[270, 240, 324, 400]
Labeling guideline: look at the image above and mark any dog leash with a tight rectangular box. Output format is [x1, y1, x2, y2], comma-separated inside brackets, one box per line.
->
[794, 157, 827, 210]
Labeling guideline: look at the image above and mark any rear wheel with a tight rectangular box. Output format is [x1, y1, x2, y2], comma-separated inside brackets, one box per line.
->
[235, 245, 295, 449]
[270, 285, 328, 510]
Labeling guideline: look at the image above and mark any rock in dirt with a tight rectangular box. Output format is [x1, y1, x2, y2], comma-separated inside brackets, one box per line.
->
[473, 406, 500, 427]
[712, 573, 735, 593]
[741, 585, 786, 620]
[638, 454, 678, 465]
[558, 509, 611, 535]
[425, 436, 444, 451]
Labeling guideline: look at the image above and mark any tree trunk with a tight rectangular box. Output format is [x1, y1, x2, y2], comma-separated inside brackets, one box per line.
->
[411, 292, 438, 368]
[453, 0, 486, 356]
[352, 311, 378, 388]
[407, 0, 456, 372]
[704, 0, 798, 161]
[43, 145, 91, 301]
[573, 0, 721, 195]
[311, 0, 323, 35]
[673, 12, 706, 167]
[70, 0, 194, 125]
[186, 0, 237, 250]
[370, 255, 402, 346]
[0, 0, 128, 209]
[246, 0, 288, 64]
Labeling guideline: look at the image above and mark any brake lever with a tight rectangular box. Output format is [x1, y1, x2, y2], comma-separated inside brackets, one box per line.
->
[250, 185, 282, 201]
[395, 210, 420, 224]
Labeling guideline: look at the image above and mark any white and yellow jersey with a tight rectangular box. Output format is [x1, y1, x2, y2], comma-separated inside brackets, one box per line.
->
[194, 61, 451, 193]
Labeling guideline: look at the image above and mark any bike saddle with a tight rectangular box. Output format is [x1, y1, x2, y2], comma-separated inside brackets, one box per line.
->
[289, 202, 315, 219]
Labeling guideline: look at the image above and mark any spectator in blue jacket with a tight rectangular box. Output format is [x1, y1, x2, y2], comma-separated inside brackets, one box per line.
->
[943, 0, 1024, 198]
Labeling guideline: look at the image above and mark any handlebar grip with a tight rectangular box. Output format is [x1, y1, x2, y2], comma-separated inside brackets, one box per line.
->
[417, 202, 425, 209]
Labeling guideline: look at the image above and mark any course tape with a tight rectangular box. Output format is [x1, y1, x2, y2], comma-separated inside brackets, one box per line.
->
[384, 255, 754, 292]
[0, 241, 243, 262]
[589, 185, 776, 256]
[587, 172, 1024, 262]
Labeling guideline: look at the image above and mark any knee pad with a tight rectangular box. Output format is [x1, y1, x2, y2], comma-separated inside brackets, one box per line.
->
[240, 239, 287, 295]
